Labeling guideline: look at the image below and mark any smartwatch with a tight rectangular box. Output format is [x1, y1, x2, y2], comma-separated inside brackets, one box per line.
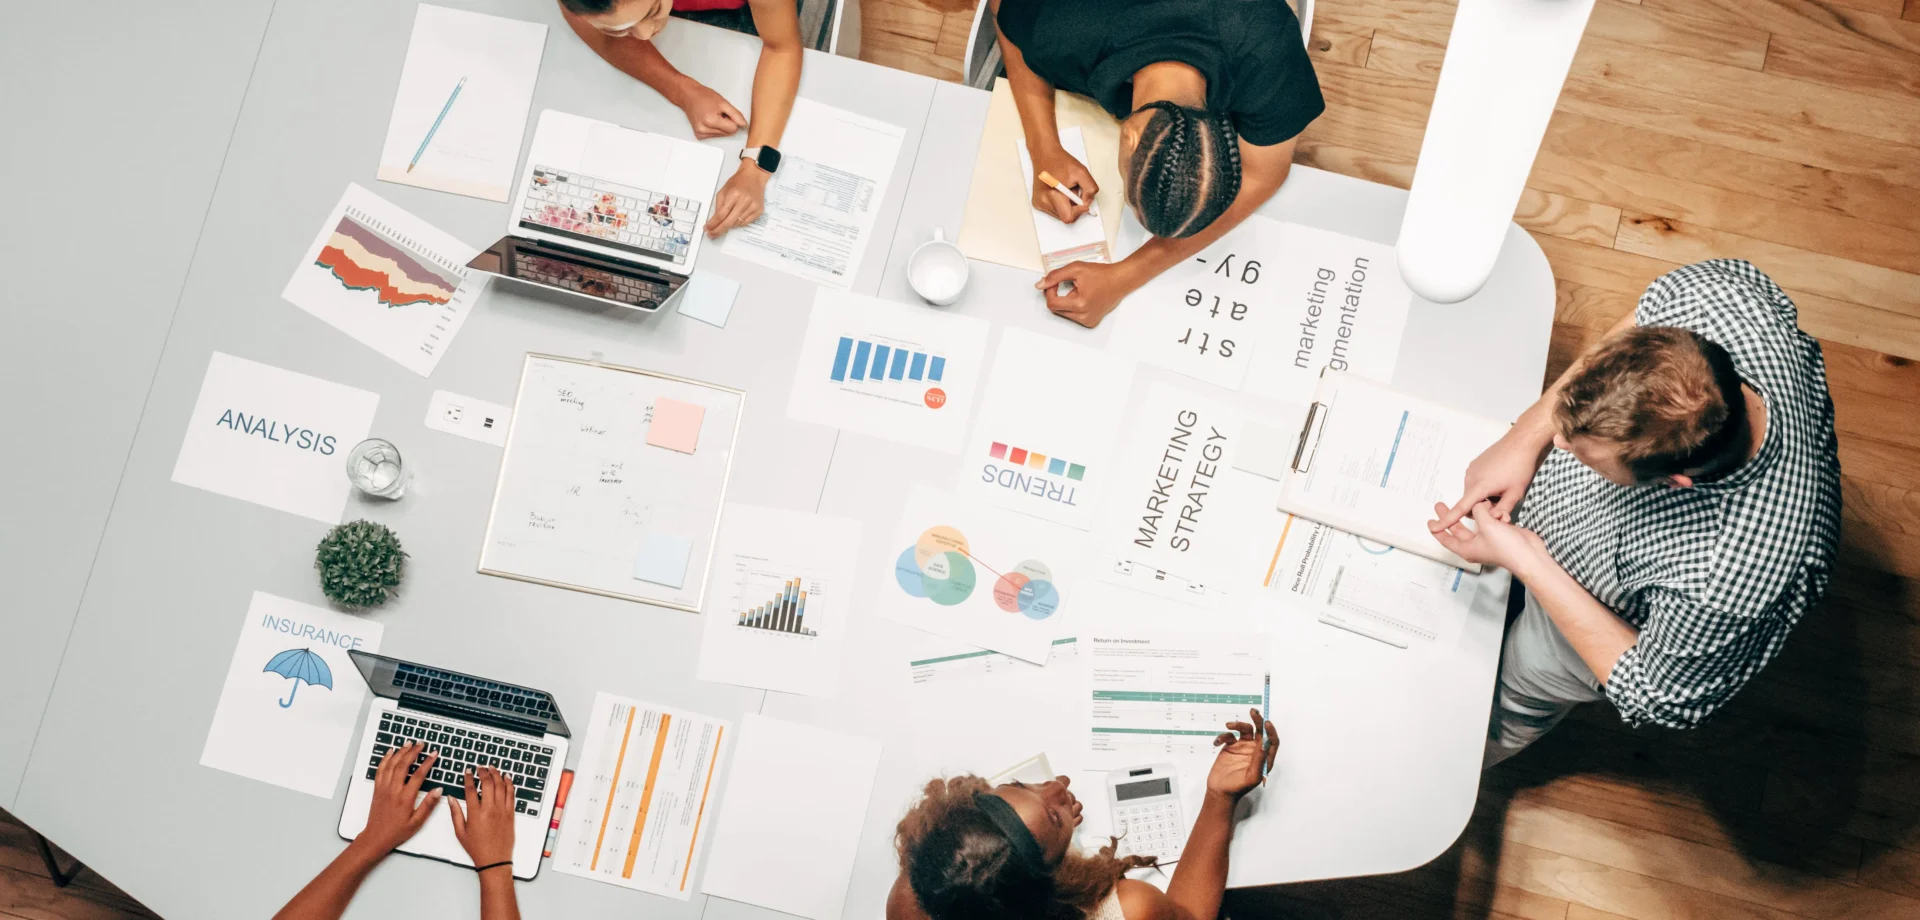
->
[740, 145, 781, 175]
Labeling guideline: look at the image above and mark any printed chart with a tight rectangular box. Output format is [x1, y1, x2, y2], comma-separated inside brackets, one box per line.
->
[282, 183, 481, 376]
[1263, 515, 1478, 648]
[733, 574, 820, 637]
[551, 692, 729, 899]
[1082, 631, 1270, 770]
[696, 505, 862, 698]
[881, 486, 1083, 663]
[788, 291, 989, 453]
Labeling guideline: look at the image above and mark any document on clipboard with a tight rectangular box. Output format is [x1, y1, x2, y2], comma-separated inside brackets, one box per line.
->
[1277, 374, 1510, 572]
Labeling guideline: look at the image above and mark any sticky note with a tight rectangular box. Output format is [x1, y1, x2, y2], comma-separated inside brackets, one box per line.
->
[678, 272, 740, 328]
[648, 398, 706, 453]
[632, 532, 694, 588]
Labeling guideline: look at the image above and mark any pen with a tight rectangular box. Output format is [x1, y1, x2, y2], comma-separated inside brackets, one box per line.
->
[1036, 170, 1088, 209]
[408, 76, 466, 174]
[542, 769, 574, 859]
[1261, 672, 1272, 778]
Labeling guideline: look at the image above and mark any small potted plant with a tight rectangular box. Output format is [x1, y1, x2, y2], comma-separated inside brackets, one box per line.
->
[315, 520, 408, 610]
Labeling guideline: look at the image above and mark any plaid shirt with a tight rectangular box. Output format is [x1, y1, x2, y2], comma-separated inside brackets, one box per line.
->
[1514, 260, 1842, 730]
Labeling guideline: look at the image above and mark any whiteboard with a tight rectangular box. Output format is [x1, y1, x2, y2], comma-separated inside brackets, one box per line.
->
[478, 354, 744, 612]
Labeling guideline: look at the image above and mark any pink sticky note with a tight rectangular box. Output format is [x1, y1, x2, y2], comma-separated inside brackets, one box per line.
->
[647, 398, 706, 453]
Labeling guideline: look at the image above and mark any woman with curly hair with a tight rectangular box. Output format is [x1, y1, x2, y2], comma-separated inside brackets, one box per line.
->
[989, 0, 1324, 328]
[885, 709, 1278, 920]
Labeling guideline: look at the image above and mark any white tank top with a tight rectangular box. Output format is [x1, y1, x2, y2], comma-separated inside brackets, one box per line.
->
[1089, 889, 1127, 920]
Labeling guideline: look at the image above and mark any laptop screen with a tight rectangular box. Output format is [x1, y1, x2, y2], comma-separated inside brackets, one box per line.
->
[349, 650, 570, 738]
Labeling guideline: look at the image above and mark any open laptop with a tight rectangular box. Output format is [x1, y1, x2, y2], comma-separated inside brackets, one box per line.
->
[338, 651, 571, 880]
[467, 109, 726, 312]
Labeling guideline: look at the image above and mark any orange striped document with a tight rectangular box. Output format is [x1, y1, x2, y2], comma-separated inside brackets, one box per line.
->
[548, 692, 731, 898]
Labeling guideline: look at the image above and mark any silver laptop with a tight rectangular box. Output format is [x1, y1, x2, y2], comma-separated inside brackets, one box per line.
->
[338, 651, 570, 880]
[467, 109, 726, 312]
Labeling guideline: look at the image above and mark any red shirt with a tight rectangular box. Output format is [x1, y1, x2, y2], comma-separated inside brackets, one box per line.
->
[673, 0, 749, 10]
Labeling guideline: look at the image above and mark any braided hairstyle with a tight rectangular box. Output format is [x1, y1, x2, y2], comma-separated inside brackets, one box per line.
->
[895, 776, 1157, 920]
[1126, 100, 1242, 239]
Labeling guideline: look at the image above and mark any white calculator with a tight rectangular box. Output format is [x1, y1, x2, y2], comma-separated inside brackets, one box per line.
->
[1108, 764, 1185, 862]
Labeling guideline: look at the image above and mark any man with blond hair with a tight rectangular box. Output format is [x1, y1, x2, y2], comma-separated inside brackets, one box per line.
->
[1427, 260, 1842, 764]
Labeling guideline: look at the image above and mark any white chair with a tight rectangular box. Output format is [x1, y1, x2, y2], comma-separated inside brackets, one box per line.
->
[798, 0, 842, 52]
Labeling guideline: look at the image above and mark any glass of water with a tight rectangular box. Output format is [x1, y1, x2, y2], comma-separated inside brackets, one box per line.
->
[345, 438, 408, 500]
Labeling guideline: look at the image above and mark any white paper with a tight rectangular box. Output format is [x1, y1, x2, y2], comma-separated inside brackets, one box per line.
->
[551, 692, 731, 899]
[1241, 224, 1413, 404]
[376, 5, 547, 202]
[1016, 127, 1110, 272]
[1109, 220, 1412, 401]
[701, 715, 883, 920]
[956, 328, 1136, 531]
[722, 99, 905, 289]
[908, 636, 1083, 780]
[1261, 514, 1479, 648]
[513, 111, 726, 272]
[1082, 631, 1269, 772]
[1279, 374, 1509, 570]
[1108, 215, 1291, 390]
[787, 290, 990, 453]
[171, 353, 379, 524]
[695, 505, 863, 698]
[883, 485, 1085, 663]
[199, 592, 384, 797]
[479, 357, 742, 609]
[282, 184, 481, 376]
[424, 389, 511, 446]
[1098, 382, 1274, 601]
[1232, 419, 1298, 481]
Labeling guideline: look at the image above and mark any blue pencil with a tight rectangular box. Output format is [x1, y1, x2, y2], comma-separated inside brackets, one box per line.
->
[407, 76, 467, 173]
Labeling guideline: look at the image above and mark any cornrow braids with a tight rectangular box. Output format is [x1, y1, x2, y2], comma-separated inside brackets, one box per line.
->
[1127, 100, 1242, 239]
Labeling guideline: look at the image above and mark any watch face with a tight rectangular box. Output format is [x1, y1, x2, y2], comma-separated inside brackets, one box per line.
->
[757, 146, 781, 174]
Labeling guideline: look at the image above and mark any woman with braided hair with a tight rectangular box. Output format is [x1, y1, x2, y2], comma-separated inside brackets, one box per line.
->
[991, 0, 1324, 327]
[885, 710, 1279, 920]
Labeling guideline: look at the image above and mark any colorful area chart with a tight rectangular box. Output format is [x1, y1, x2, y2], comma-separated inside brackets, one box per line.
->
[893, 525, 1060, 620]
[314, 211, 463, 308]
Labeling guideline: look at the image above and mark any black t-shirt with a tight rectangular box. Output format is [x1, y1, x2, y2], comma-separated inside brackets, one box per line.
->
[997, 0, 1324, 147]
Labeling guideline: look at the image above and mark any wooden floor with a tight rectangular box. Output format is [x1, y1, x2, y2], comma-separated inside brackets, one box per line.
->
[8, 1, 1919, 918]
[859, 0, 1920, 918]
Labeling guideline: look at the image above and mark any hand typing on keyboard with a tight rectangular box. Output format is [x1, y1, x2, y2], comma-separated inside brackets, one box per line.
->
[449, 766, 516, 869]
[357, 741, 442, 855]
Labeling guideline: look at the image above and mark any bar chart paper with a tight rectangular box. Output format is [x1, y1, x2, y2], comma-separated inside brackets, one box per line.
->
[786, 290, 989, 452]
[695, 505, 863, 698]
[550, 692, 731, 898]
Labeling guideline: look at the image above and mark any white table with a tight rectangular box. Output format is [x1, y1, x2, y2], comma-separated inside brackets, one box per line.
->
[8, 2, 1554, 916]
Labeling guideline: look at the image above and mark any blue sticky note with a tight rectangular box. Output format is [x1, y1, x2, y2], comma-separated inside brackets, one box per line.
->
[677, 272, 740, 328]
[632, 532, 694, 588]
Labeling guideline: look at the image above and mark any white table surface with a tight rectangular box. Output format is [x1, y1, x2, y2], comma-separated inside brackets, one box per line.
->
[0, 0, 276, 810]
[9, 2, 1554, 916]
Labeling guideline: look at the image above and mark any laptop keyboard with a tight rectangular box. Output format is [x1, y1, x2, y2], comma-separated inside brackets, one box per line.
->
[513, 250, 671, 310]
[519, 165, 700, 264]
[391, 663, 555, 719]
[369, 712, 553, 816]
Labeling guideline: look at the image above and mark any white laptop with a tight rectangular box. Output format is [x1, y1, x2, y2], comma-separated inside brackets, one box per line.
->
[467, 109, 726, 312]
[338, 651, 571, 880]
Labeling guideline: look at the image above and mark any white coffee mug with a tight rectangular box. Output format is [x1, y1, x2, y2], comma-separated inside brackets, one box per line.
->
[908, 228, 969, 305]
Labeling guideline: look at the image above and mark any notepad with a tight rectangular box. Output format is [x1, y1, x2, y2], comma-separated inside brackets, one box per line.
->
[632, 532, 694, 587]
[678, 272, 739, 327]
[647, 397, 706, 453]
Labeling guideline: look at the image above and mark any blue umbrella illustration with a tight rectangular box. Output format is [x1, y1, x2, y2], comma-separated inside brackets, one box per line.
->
[263, 648, 333, 708]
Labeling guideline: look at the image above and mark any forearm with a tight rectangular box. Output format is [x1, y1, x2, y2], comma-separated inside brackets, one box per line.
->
[478, 867, 521, 920]
[1516, 551, 1638, 683]
[1164, 792, 1237, 920]
[563, 14, 699, 104]
[272, 841, 384, 920]
[991, 5, 1063, 157]
[743, 43, 801, 148]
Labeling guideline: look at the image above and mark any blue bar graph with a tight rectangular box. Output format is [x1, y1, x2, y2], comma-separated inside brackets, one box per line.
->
[831, 337, 854, 382]
[829, 337, 947, 389]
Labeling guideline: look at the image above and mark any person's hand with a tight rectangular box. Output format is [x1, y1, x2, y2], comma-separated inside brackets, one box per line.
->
[706, 160, 770, 238]
[448, 766, 517, 868]
[1428, 501, 1550, 575]
[359, 742, 442, 853]
[1433, 428, 1552, 530]
[1207, 708, 1279, 800]
[1030, 148, 1098, 224]
[1036, 259, 1137, 328]
[673, 81, 747, 140]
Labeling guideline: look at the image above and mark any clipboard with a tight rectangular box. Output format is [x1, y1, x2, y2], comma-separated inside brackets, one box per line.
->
[1276, 374, 1511, 572]
[477, 353, 745, 612]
